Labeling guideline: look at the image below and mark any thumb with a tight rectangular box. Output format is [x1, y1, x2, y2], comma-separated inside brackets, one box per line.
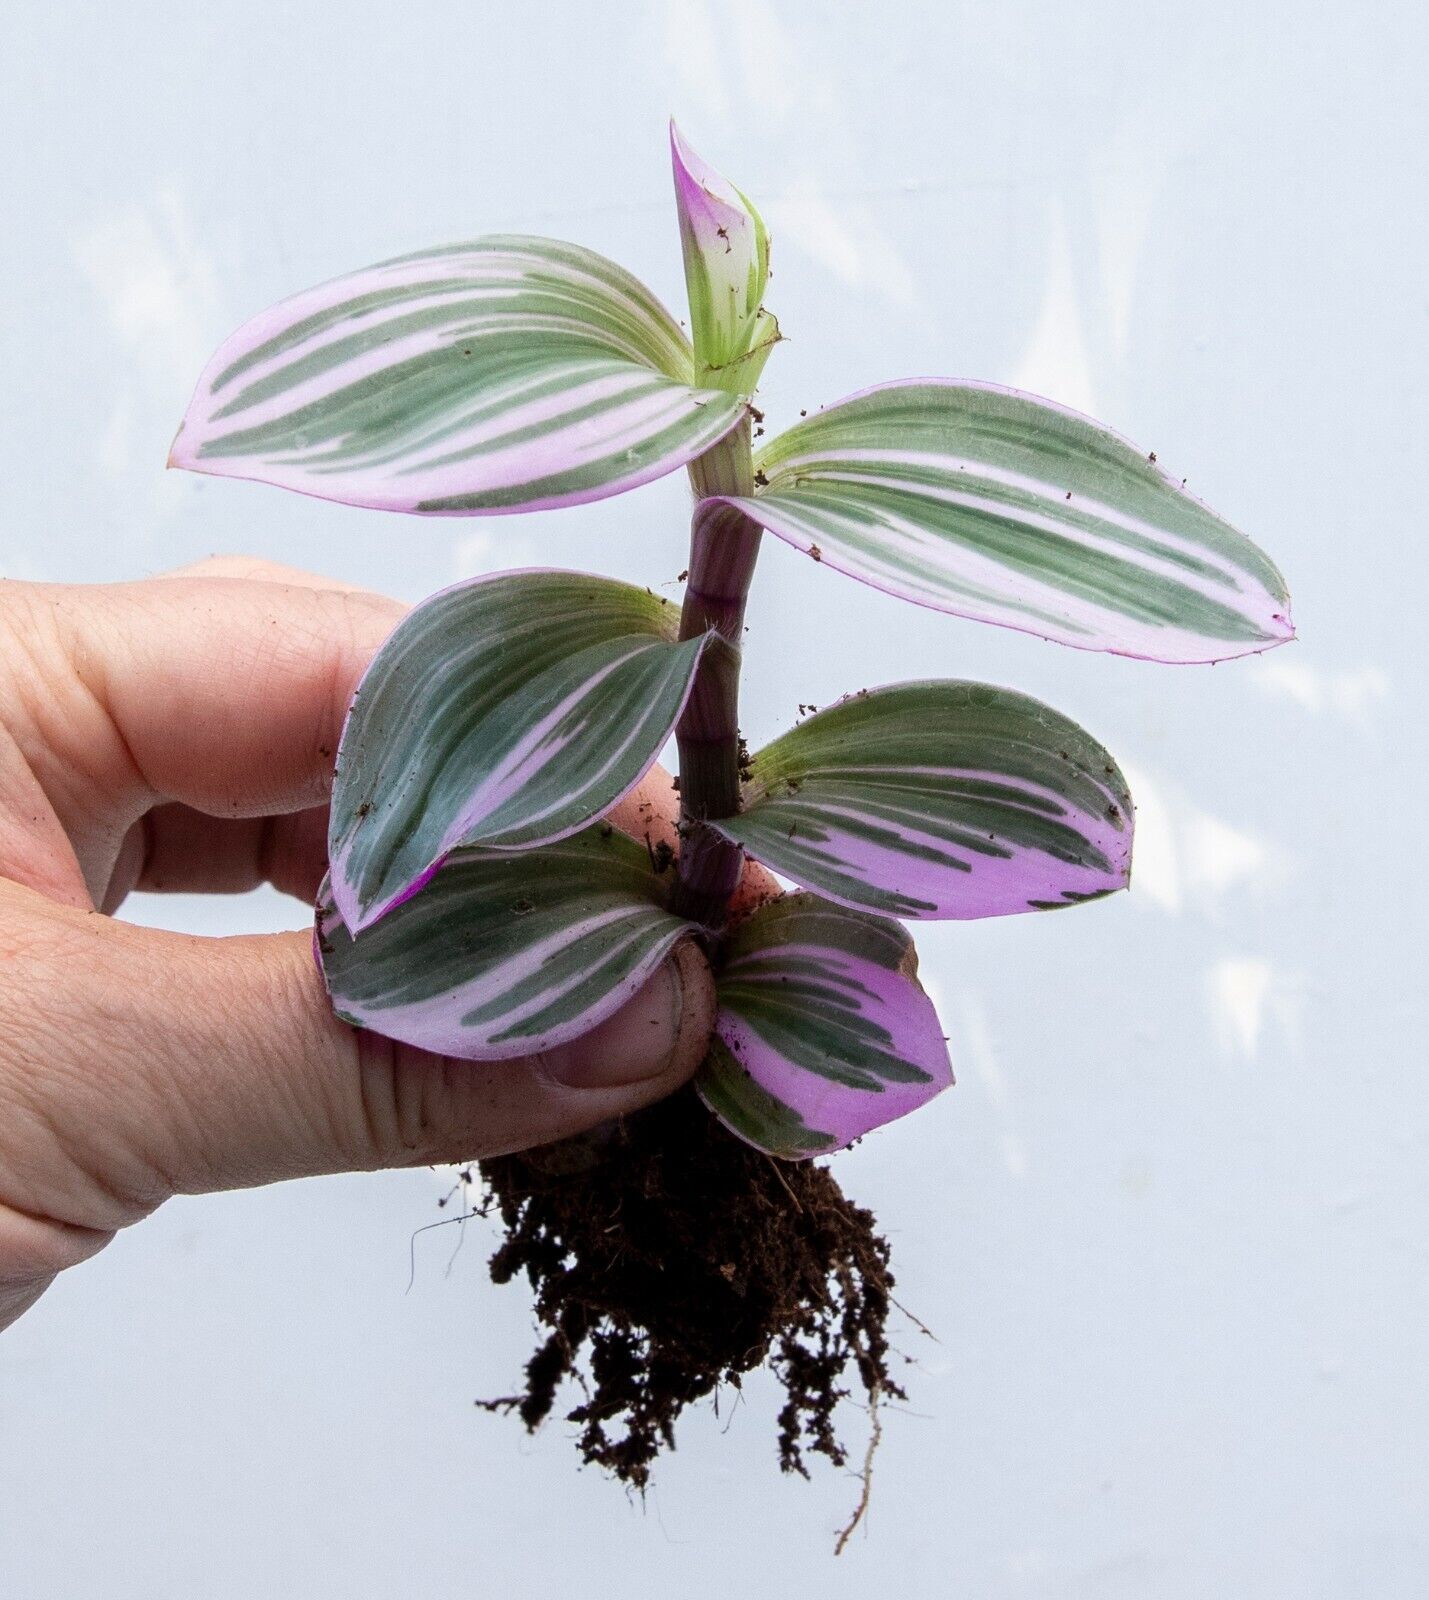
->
[0, 889, 716, 1241]
[143, 929, 718, 1192]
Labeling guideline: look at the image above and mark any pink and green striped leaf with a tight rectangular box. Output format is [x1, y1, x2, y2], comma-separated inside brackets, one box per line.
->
[330, 571, 710, 936]
[697, 895, 953, 1159]
[670, 123, 780, 393]
[317, 827, 696, 1060]
[709, 681, 1132, 921]
[711, 380, 1294, 662]
[170, 235, 745, 514]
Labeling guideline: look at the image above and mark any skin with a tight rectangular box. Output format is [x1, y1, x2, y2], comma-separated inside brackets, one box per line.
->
[0, 556, 775, 1332]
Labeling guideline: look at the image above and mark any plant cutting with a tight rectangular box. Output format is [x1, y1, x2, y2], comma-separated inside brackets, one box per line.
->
[171, 125, 1293, 1499]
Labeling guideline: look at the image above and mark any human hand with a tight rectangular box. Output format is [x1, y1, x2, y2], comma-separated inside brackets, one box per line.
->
[0, 557, 745, 1331]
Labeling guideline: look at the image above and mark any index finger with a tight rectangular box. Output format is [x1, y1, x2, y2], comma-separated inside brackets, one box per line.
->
[52, 573, 405, 821]
[49, 567, 776, 911]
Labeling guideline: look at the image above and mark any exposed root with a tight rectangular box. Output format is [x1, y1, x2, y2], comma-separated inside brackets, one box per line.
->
[475, 1087, 903, 1492]
[834, 1383, 883, 1556]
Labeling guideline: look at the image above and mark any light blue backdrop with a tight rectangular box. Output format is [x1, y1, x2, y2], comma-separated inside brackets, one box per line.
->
[2, 1, 1424, 1594]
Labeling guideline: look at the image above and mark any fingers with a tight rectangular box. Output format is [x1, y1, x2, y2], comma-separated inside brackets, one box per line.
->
[8, 560, 780, 915]
[0, 882, 715, 1256]
[3, 572, 401, 902]
[605, 767, 682, 854]
[72, 576, 405, 817]
[605, 764, 783, 916]
[116, 749, 780, 912]
[140, 564, 775, 912]
[9, 561, 781, 919]
[730, 854, 783, 917]
[106, 766, 778, 915]
[335, 939, 716, 1171]
[157, 929, 714, 1189]
[13, 569, 398, 835]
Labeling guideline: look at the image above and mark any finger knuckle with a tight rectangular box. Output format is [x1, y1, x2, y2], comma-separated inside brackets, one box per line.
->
[348, 1030, 482, 1168]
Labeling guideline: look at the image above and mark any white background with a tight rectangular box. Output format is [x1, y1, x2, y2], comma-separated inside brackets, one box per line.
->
[1, 2, 1424, 1594]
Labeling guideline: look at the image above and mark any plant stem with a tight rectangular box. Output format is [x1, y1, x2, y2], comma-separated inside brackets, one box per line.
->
[670, 413, 762, 929]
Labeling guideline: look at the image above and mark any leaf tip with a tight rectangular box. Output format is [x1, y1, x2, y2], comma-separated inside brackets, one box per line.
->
[323, 867, 363, 940]
[668, 119, 711, 195]
[166, 420, 196, 473]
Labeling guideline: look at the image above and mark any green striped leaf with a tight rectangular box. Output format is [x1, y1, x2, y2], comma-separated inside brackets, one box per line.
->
[170, 235, 746, 514]
[716, 380, 1294, 662]
[670, 123, 780, 393]
[330, 571, 710, 935]
[697, 895, 952, 1159]
[710, 681, 1132, 920]
[317, 827, 696, 1060]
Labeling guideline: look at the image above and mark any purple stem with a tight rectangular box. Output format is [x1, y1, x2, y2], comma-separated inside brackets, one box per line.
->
[670, 414, 762, 928]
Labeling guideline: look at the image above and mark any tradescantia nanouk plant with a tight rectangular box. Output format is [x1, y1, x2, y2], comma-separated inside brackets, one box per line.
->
[171, 126, 1293, 1163]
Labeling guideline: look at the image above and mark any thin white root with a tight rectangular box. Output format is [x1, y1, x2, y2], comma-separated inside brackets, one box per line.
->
[834, 1383, 882, 1556]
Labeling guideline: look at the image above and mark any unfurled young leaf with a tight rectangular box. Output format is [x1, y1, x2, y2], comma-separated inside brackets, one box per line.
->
[696, 895, 953, 1159]
[171, 236, 745, 513]
[711, 681, 1131, 920]
[317, 827, 696, 1060]
[670, 123, 780, 393]
[329, 571, 710, 935]
[710, 380, 1294, 662]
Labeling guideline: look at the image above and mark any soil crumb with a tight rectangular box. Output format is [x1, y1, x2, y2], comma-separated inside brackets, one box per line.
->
[476, 1088, 902, 1491]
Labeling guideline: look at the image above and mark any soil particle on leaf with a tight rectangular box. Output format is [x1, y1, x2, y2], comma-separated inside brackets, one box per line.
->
[476, 1088, 901, 1491]
[737, 735, 754, 784]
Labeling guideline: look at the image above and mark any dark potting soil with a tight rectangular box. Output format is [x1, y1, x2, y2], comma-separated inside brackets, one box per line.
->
[475, 1087, 903, 1490]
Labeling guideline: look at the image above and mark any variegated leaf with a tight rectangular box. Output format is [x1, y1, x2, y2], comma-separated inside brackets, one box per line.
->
[670, 123, 780, 393]
[710, 681, 1131, 920]
[712, 380, 1293, 662]
[697, 895, 952, 1159]
[170, 236, 745, 513]
[330, 571, 709, 935]
[317, 827, 696, 1060]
